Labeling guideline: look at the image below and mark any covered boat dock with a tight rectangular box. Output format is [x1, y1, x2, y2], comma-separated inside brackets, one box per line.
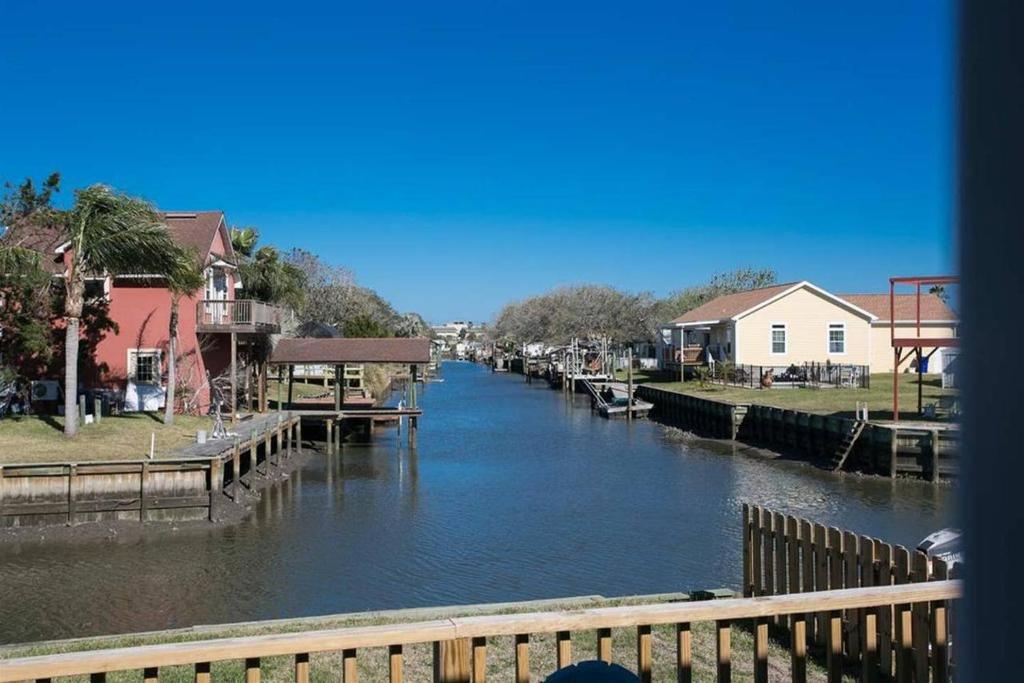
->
[269, 337, 431, 449]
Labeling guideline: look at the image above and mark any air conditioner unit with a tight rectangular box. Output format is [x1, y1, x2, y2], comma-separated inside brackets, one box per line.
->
[30, 380, 59, 401]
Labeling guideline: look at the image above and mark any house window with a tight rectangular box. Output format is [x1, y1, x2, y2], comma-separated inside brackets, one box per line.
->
[828, 323, 846, 354]
[129, 350, 161, 384]
[771, 324, 787, 354]
[84, 277, 108, 301]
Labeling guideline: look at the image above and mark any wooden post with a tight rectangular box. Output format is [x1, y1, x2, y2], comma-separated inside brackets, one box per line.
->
[435, 639, 470, 683]
[753, 618, 768, 683]
[326, 419, 334, 455]
[514, 634, 529, 683]
[409, 416, 418, 448]
[342, 649, 357, 682]
[410, 365, 418, 408]
[637, 625, 652, 682]
[78, 395, 86, 424]
[297, 418, 303, 454]
[276, 366, 282, 411]
[232, 440, 241, 499]
[556, 631, 571, 669]
[67, 464, 77, 525]
[93, 397, 102, 423]
[677, 622, 692, 683]
[890, 427, 899, 478]
[334, 365, 343, 411]
[627, 347, 634, 422]
[596, 628, 612, 663]
[471, 637, 487, 682]
[716, 620, 731, 683]
[230, 332, 238, 423]
[287, 365, 294, 410]
[295, 654, 310, 683]
[138, 462, 148, 521]
[388, 645, 403, 683]
[930, 429, 941, 482]
[245, 658, 260, 683]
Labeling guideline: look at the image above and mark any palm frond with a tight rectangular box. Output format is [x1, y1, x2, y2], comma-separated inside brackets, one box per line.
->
[68, 185, 185, 277]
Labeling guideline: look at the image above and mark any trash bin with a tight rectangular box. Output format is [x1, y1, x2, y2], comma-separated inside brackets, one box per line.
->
[545, 661, 640, 682]
[918, 357, 929, 373]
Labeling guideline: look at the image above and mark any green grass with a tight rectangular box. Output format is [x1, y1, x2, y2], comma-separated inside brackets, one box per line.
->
[617, 371, 956, 422]
[0, 596, 853, 683]
[0, 413, 212, 464]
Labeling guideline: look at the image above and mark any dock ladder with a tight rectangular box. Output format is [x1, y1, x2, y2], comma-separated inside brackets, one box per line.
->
[830, 420, 867, 471]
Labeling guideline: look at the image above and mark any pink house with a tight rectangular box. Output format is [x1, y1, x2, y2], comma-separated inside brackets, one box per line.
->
[32, 211, 283, 413]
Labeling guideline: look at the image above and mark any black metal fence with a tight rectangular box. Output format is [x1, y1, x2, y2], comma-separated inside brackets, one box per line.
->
[708, 361, 870, 389]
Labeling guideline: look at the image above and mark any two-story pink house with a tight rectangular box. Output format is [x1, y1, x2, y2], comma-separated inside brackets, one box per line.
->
[23, 211, 282, 413]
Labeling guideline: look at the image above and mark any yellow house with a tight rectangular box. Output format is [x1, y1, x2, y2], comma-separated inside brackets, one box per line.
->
[657, 281, 957, 373]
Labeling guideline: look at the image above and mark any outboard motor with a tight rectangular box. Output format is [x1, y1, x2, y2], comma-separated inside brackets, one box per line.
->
[916, 528, 963, 570]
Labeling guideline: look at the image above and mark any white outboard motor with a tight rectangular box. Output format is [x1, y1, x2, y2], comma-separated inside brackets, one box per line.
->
[916, 528, 963, 570]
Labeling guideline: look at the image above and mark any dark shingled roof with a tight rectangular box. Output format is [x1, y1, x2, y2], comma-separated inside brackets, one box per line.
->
[161, 211, 235, 264]
[270, 337, 432, 364]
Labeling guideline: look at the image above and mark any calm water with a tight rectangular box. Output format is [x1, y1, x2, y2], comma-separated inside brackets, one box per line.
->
[0, 361, 956, 644]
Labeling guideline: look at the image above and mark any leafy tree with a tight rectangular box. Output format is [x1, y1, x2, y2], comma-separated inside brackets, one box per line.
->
[238, 245, 307, 310]
[929, 284, 949, 303]
[1, 172, 61, 227]
[654, 267, 777, 323]
[395, 312, 430, 337]
[344, 314, 392, 338]
[1, 174, 62, 379]
[60, 185, 186, 437]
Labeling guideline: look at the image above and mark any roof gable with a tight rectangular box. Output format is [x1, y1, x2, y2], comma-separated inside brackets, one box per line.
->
[668, 281, 878, 325]
[161, 211, 236, 265]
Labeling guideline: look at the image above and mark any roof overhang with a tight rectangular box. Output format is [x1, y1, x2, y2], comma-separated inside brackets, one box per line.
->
[270, 337, 432, 365]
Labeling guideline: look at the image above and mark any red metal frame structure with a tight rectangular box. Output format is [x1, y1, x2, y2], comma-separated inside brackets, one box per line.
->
[890, 275, 959, 422]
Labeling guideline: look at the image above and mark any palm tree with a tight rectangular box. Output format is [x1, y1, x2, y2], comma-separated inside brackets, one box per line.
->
[163, 253, 205, 425]
[62, 185, 185, 437]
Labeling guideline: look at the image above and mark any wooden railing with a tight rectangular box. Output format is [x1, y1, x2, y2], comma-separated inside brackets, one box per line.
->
[743, 504, 958, 681]
[0, 581, 960, 683]
[196, 299, 286, 330]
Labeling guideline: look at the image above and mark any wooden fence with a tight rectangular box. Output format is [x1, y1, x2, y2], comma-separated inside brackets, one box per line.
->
[0, 581, 959, 683]
[742, 503, 957, 682]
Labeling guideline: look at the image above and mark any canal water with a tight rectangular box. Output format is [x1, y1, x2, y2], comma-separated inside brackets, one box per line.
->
[0, 361, 956, 644]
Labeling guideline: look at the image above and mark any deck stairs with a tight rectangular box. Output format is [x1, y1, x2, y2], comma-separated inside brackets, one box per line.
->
[581, 379, 609, 409]
[830, 420, 867, 471]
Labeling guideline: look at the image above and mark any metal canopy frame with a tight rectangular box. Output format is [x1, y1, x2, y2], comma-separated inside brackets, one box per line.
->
[889, 275, 959, 422]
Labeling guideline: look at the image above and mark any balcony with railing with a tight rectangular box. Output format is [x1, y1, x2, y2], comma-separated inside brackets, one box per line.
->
[195, 299, 287, 334]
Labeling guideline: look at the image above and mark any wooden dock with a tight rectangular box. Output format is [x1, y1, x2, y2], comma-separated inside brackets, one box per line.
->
[636, 385, 959, 480]
[0, 412, 302, 528]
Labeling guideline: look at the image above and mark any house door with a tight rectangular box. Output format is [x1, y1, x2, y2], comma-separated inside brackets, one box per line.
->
[205, 268, 229, 323]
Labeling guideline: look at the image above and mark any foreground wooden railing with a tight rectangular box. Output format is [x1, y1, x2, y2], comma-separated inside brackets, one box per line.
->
[0, 581, 960, 683]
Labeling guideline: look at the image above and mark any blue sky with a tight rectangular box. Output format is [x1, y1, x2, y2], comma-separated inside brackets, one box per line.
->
[0, 1, 953, 323]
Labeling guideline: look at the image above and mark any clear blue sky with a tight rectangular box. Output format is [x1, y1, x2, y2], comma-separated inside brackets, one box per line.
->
[1, 1, 954, 323]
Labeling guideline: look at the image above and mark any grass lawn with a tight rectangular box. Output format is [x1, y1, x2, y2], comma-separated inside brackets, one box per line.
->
[0, 595, 853, 683]
[616, 370, 956, 422]
[0, 413, 213, 464]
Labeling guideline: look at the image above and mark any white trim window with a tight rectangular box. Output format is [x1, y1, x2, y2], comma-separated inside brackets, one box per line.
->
[828, 323, 846, 354]
[128, 349, 162, 385]
[771, 323, 787, 355]
[83, 276, 110, 302]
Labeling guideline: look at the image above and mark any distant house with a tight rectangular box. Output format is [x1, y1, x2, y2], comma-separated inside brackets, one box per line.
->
[657, 281, 957, 374]
[18, 211, 285, 413]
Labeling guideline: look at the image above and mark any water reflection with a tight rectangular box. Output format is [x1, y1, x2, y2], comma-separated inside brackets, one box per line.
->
[0, 361, 955, 643]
